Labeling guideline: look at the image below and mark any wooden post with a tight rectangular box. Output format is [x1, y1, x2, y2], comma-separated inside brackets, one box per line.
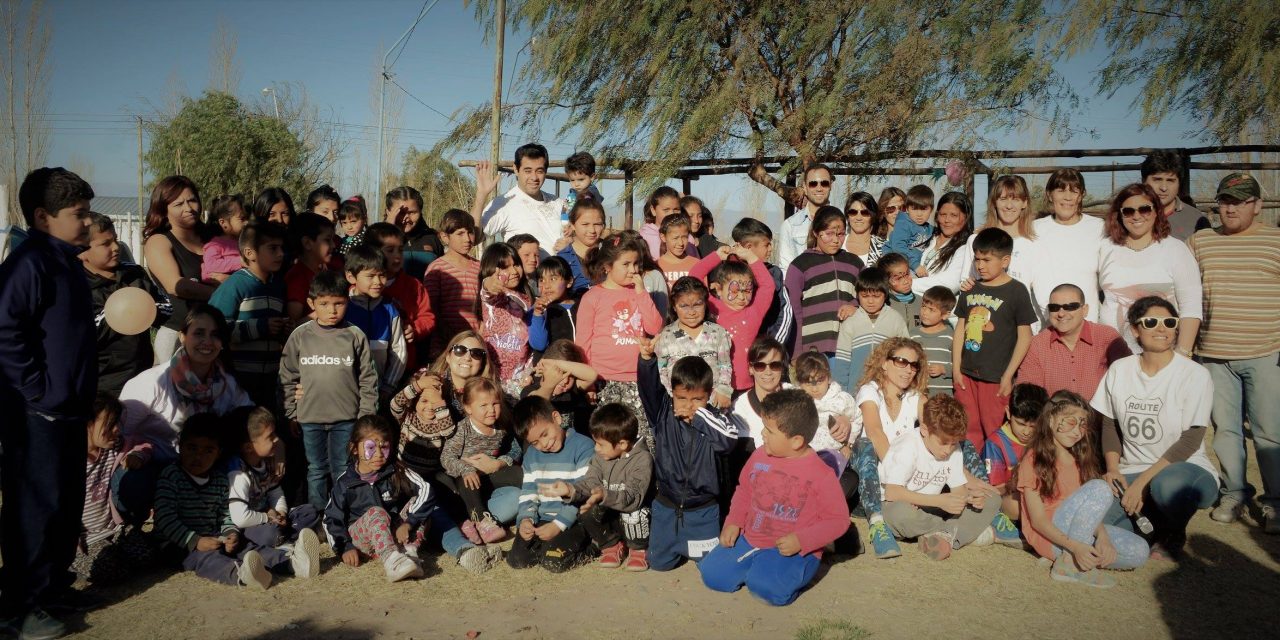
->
[682, 176, 692, 195]
[1176, 148, 1193, 200]
[137, 116, 146, 266]
[624, 168, 634, 230]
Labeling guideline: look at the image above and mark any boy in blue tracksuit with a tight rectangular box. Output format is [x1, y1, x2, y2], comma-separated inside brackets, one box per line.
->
[638, 340, 740, 571]
[0, 167, 97, 638]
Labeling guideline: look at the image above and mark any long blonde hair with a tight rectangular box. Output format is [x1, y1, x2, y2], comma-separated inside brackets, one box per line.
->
[985, 175, 1036, 240]
[857, 337, 929, 396]
[430, 330, 497, 384]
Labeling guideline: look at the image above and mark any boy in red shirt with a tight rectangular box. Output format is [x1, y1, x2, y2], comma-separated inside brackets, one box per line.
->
[364, 222, 435, 371]
[699, 389, 849, 606]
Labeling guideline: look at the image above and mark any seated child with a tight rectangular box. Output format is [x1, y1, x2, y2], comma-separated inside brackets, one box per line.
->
[700, 389, 850, 606]
[528, 257, 579, 351]
[540, 403, 654, 571]
[202, 194, 250, 282]
[438, 378, 524, 543]
[832, 266, 910, 390]
[326, 415, 504, 580]
[984, 383, 1047, 521]
[154, 413, 309, 589]
[508, 397, 597, 573]
[884, 185, 935, 275]
[639, 344, 741, 571]
[392, 370, 457, 478]
[337, 196, 368, 255]
[911, 285, 957, 396]
[792, 351, 859, 475]
[880, 395, 1019, 560]
[878, 252, 922, 328]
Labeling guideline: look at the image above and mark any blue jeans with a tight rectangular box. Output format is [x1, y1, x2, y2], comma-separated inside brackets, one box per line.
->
[488, 486, 520, 524]
[1051, 480, 1148, 569]
[1108, 464, 1217, 538]
[427, 508, 472, 558]
[1205, 355, 1280, 509]
[700, 535, 821, 606]
[301, 421, 354, 510]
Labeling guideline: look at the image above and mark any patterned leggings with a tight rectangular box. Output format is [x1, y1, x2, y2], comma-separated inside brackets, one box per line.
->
[600, 381, 650, 448]
[1052, 479, 1149, 569]
[348, 507, 426, 560]
[855, 437, 988, 518]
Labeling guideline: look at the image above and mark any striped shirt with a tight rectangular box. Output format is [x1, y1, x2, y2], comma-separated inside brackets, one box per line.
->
[833, 307, 911, 390]
[784, 249, 864, 355]
[207, 268, 286, 375]
[154, 463, 235, 551]
[518, 429, 595, 530]
[424, 256, 481, 357]
[1187, 225, 1280, 360]
[84, 448, 122, 544]
[912, 325, 955, 396]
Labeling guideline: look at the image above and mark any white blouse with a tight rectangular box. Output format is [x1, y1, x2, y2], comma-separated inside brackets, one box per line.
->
[1097, 237, 1203, 353]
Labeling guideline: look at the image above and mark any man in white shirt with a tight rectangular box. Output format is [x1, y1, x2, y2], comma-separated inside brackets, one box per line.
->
[472, 143, 565, 253]
[776, 164, 833, 272]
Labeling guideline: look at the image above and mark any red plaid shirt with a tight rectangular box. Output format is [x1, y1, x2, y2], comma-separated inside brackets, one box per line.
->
[1016, 321, 1131, 398]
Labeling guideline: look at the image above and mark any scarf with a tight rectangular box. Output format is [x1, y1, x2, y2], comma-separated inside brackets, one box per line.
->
[891, 290, 915, 304]
[168, 348, 227, 410]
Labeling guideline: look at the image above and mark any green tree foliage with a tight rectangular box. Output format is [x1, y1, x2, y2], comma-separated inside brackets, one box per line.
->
[392, 146, 476, 225]
[1065, 0, 1280, 144]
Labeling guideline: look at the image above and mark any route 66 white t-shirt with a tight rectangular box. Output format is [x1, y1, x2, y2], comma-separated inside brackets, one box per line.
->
[1090, 353, 1217, 480]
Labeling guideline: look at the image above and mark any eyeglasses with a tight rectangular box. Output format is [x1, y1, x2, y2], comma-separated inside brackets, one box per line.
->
[887, 355, 921, 371]
[807, 180, 831, 188]
[361, 439, 392, 460]
[1055, 415, 1086, 433]
[846, 208, 872, 218]
[1216, 197, 1259, 208]
[1046, 302, 1083, 313]
[750, 361, 786, 372]
[888, 271, 911, 282]
[1120, 204, 1156, 218]
[1136, 316, 1179, 330]
[450, 344, 488, 360]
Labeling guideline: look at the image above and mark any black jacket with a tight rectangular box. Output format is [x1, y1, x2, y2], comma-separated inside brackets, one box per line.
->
[88, 263, 172, 396]
[324, 461, 437, 554]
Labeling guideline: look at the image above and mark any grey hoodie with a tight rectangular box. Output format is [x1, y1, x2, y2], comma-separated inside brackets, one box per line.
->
[280, 320, 379, 423]
[571, 442, 654, 514]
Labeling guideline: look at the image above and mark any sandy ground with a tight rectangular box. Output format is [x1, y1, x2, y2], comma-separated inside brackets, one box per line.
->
[65, 453, 1280, 640]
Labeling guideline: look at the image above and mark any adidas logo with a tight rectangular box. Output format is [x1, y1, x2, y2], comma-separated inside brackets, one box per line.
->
[299, 355, 355, 366]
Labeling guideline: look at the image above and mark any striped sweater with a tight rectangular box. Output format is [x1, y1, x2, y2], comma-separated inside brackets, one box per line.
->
[154, 462, 236, 551]
[1187, 225, 1280, 360]
[832, 307, 911, 391]
[518, 429, 595, 530]
[784, 249, 864, 355]
[439, 417, 522, 478]
[207, 268, 286, 376]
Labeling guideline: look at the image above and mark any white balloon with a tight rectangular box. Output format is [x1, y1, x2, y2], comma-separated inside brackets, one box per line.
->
[104, 287, 157, 336]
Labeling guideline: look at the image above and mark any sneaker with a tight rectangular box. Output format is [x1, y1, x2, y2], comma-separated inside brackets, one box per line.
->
[971, 526, 994, 548]
[458, 545, 504, 574]
[460, 519, 484, 545]
[477, 515, 507, 544]
[868, 521, 902, 559]
[918, 532, 953, 561]
[623, 548, 649, 572]
[597, 541, 625, 568]
[17, 607, 67, 640]
[1051, 555, 1116, 588]
[383, 550, 424, 582]
[991, 513, 1022, 548]
[238, 550, 271, 590]
[1263, 506, 1280, 535]
[290, 528, 321, 579]
[1211, 496, 1244, 524]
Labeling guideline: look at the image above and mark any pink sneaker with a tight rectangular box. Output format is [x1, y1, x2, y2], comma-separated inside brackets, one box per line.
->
[477, 516, 506, 544]
[460, 520, 483, 545]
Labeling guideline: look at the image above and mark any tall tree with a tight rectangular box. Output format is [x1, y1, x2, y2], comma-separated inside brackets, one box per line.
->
[393, 146, 476, 226]
[1, 0, 50, 225]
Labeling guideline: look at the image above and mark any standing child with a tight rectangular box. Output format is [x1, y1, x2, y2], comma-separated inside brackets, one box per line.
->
[878, 253, 922, 326]
[689, 244, 778, 393]
[279, 270, 379, 509]
[984, 383, 1047, 521]
[832, 266, 910, 391]
[912, 286, 957, 396]
[508, 396, 598, 573]
[284, 212, 338, 323]
[557, 200, 606, 296]
[700, 389, 850, 606]
[386, 186, 444, 281]
[657, 213, 699, 289]
[785, 206, 864, 357]
[639, 186, 684, 260]
[202, 194, 251, 282]
[733, 218, 794, 349]
[337, 196, 368, 255]
[305, 184, 341, 222]
[343, 245, 408, 402]
[884, 184, 935, 275]
[655, 277, 734, 408]
[438, 378, 524, 543]
[425, 209, 481, 358]
[364, 222, 436, 373]
[208, 220, 290, 408]
[507, 234, 541, 298]
[528, 257, 578, 352]
[476, 242, 531, 380]
[952, 228, 1037, 450]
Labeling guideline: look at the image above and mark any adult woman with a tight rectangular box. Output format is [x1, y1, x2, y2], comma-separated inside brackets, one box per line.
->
[1091, 297, 1217, 560]
[1097, 183, 1202, 354]
[843, 191, 885, 267]
[143, 176, 215, 363]
[784, 205, 865, 357]
[386, 185, 444, 281]
[911, 191, 974, 294]
[971, 174, 1040, 289]
[1032, 169, 1104, 323]
[877, 187, 906, 239]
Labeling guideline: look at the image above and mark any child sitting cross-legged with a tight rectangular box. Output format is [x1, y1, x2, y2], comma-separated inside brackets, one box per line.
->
[700, 389, 851, 606]
[540, 403, 654, 572]
[880, 394, 1019, 560]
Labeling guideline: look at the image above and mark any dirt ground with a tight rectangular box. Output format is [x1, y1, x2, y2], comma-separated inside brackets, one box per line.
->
[66, 453, 1280, 640]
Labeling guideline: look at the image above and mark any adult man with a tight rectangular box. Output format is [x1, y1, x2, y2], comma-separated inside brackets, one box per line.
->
[1016, 283, 1130, 398]
[473, 143, 565, 252]
[1141, 150, 1211, 241]
[1189, 173, 1280, 532]
[0, 167, 97, 639]
[776, 164, 833, 271]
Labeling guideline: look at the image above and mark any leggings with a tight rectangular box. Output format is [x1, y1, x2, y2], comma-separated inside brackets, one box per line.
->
[347, 507, 427, 560]
[1052, 479, 1148, 569]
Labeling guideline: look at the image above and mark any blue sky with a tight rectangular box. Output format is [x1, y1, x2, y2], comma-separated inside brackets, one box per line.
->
[41, 0, 1206, 229]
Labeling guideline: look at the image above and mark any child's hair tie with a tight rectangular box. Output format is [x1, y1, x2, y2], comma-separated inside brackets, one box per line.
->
[610, 235, 621, 247]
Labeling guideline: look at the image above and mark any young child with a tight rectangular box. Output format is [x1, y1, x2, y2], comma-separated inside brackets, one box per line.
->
[509, 396, 598, 573]
[792, 351, 859, 474]
[639, 345, 741, 571]
[280, 270, 379, 509]
[912, 285, 957, 396]
[655, 276, 733, 407]
[540, 402, 654, 571]
[476, 242, 531, 379]
[620, 229, 672, 318]
[785, 206, 863, 356]
[75, 395, 153, 584]
[832, 266, 910, 391]
[284, 212, 338, 323]
[337, 196, 368, 255]
[984, 383, 1048, 521]
[657, 213, 699, 289]
[880, 394, 1017, 560]
[575, 234, 663, 444]
[557, 199, 606, 296]
[528, 257, 578, 351]
[153, 413, 303, 589]
[563, 151, 604, 230]
[425, 208, 481, 358]
[884, 184, 935, 275]
[225, 407, 322, 578]
[700, 389, 850, 606]
[202, 194, 251, 282]
[343, 245, 408, 401]
[733, 218, 793, 348]
[689, 244, 777, 393]
[639, 186, 683, 259]
[386, 185, 444, 281]
[878, 252, 922, 326]
[82, 212, 171, 397]
[1018, 390, 1148, 587]
[364, 222, 436, 373]
[208, 220, 290, 408]
[439, 378, 524, 543]
[391, 370, 456, 479]
[507, 233, 541, 298]
[952, 228, 1036, 449]
[519, 339, 599, 435]
[327, 415, 504, 580]
[305, 184, 341, 222]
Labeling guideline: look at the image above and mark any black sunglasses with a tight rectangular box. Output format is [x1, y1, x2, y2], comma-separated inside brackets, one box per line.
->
[1120, 204, 1156, 218]
[807, 180, 831, 188]
[887, 355, 921, 371]
[1136, 317, 1179, 330]
[1046, 302, 1083, 313]
[450, 345, 488, 360]
[750, 361, 785, 372]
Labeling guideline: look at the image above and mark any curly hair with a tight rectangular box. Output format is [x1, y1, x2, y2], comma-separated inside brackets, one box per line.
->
[856, 337, 929, 396]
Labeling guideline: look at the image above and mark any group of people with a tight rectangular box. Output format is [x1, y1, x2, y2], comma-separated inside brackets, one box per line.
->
[0, 143, 1276, 638]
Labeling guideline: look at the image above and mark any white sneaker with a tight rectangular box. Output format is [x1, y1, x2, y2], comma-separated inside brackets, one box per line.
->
[1211, 496, 1244, 524]
[383, 550, 424, 582]
[970, 526, 995, 548]
[458, 545, 504, 574]
[238, 550, 271, 589]
[290, 529, 321, 579]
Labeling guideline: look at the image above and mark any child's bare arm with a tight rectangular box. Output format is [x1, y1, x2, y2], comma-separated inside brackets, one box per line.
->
[1000, 325, 1033, 396]
[951, 317, 967, 391]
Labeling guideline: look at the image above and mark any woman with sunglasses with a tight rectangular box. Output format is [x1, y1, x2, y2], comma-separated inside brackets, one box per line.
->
[1097, 183, 1202, 354]
[842, 192, 886, 267]
[876, 187, 906, 239]
[1092, 296, 1217, 561]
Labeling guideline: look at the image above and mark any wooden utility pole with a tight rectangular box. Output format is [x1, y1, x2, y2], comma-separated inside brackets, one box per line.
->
[137, 116, 145, 265]
[490, 0, 504, 183]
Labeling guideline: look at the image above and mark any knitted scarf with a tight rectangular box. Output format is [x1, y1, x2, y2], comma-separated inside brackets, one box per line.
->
[167, 348, 227, 409]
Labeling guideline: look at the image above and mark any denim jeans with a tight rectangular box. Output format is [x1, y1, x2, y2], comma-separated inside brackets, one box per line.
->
[301, 421, 355, 510]
[1205, 355, 1280, 509]
[1106, 463, 1217, 538]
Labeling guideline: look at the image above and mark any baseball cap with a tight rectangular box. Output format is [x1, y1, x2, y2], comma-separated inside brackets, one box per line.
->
[1216, 173, 1261, 201]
